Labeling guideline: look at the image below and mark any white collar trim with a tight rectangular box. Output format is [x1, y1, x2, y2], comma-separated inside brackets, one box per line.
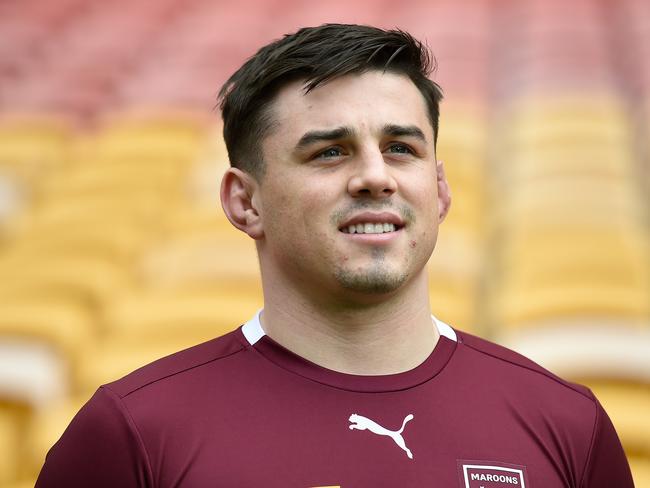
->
[242, 309, 457, 346]
[432, 315, 457, 342]
[241, 310, 265, 346]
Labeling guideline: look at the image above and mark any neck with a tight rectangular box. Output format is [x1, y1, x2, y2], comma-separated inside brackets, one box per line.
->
[258, 270, 438, 375]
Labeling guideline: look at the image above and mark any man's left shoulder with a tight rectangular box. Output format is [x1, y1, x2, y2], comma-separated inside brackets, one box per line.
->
[455, 329, 595, 404]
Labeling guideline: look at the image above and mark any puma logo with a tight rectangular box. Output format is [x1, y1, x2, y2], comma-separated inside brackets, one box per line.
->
[348, 413, 414, 459]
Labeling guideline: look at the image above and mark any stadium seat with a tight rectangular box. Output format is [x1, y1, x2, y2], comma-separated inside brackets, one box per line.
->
[0, 116, 74, 182]
[585, 381, 650, 456]
[0, 405, 22, 485]
[75, 336, 222, 395]
[0, 300, 95, 403]
[629, 457, 650, 488]
[0, 253, 131, 312]
[498, 227, 649, 282]
[490, 181, 646, 232]
[23, 394, 90, 483]
[102, 287, 262, 345]
[139, 230, 259, 288]
[90, 113, 210, 165]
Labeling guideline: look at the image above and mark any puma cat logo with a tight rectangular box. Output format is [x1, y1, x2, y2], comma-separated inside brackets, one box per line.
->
[348, 413, 414, 459]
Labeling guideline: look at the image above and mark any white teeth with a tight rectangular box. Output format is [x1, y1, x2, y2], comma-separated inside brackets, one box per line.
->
[344, 223, 398, 234]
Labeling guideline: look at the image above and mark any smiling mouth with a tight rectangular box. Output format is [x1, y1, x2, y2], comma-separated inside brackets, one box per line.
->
[340, 223, 402, 234]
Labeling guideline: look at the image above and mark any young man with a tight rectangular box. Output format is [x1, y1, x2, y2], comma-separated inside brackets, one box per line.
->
[37, 24, 634, 487]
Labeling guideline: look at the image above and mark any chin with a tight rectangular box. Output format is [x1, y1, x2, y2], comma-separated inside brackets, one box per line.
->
[334, 267, 408, 295]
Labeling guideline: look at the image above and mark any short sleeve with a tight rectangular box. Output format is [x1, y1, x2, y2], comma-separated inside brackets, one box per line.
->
[580, 398, 634, 488]
[36, 386, 152, 488]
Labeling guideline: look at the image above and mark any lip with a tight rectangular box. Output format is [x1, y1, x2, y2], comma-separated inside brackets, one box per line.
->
[338, 212, 404, 230]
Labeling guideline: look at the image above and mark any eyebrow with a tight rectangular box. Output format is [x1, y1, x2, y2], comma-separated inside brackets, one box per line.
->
[294, 123, 427, 151]
[295, 126, 354, 150]
[383, 124, 427, 143]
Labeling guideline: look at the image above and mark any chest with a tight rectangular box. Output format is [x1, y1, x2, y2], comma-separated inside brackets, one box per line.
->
[141, 390, 579, 488]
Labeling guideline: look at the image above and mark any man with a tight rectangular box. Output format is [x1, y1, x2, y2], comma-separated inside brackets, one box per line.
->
[37, 24, 634, 487]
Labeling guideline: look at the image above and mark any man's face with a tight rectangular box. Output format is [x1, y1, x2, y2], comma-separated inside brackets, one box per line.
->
[253, 70, 449, 302]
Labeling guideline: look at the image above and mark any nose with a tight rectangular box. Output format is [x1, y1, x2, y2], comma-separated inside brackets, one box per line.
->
[347, 148, 397, 199]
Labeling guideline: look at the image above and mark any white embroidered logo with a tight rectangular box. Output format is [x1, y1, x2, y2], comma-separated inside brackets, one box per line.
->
[348, 413, 414, 459]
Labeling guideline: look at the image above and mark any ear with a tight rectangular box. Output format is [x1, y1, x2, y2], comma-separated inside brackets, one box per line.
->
[220, 168, 264, 239]
[436, 160, 451, 223]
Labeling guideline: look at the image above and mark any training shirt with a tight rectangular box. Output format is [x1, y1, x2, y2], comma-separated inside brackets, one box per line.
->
[36, 312, 634, 488]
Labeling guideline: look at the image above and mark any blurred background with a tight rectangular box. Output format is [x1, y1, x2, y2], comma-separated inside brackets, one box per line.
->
[0, 0, 649, 486]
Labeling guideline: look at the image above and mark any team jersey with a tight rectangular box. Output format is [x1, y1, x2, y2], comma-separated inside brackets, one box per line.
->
[36, 312, 634, 487]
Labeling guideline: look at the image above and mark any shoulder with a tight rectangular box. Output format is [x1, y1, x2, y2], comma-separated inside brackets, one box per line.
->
[452, 330, 633, 487]
[451, 330, 603, 459]
[37, 329, 252, 486]
[453, 330, 598, 414]
[103, 328, 250, 400]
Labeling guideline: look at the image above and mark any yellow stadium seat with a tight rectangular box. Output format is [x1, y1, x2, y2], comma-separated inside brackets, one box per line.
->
[436, 105, 486, 194]
[505, 118, 632, 153]
[23, 394, 89, 482]
[438, 153, 484, 199]
[492, 96, 637, 190]
[158, 202, 233, 235]
[0, 300, 95, 377]
[102, 287, 262, 345]
[427, 228, 482, 333]
[24, 190, 172, 227]
[91, 112, 211, 166]
[75, 337, 221, 395]
[8, 223, 149, 265]
[4, 480, 37, 488]
[500, 251, 649, 291]
[629, 456, 650, 488]
[428, 283, 478, 334]
[498, 228, 649, 289]
[584, 381, 650, 456]
[438, 104, 487, 150]
[501, 96, 630, 140]
[494, 285, 649, 328]
[491, 180, 646, 231]
[39, 161, 184, 201]
[0, 115, 74, 180]
[490, 227, 649, 326]
[497, 324, 650, 389]
[0, 405, 22, 486]
[138, 227, 260, 290]
[495, 146, 638, 187]
[0, 254, 131, 311]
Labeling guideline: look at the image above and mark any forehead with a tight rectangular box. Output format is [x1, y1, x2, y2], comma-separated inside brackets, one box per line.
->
[266, 71, 434, 142]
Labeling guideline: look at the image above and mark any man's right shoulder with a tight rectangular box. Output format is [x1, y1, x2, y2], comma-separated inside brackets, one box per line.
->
[103, 328, 250, 399]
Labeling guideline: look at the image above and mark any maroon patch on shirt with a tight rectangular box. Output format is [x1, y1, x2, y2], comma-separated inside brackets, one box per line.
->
[457, 460, 528, 488]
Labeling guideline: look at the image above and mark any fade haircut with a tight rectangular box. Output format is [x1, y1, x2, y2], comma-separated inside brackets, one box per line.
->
[217, 23, 443, 179]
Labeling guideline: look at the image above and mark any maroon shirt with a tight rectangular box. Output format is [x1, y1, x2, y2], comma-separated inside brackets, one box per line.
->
[37, 313, 634, 487]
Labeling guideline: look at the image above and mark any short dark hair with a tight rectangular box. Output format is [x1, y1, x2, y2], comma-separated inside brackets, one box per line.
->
[217, 23, 443, 178]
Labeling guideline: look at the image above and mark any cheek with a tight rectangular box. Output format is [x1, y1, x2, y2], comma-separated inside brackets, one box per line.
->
[264, 184, 331, 246]
[403, 181, 439, 228]
[407, 177, 440, 255]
